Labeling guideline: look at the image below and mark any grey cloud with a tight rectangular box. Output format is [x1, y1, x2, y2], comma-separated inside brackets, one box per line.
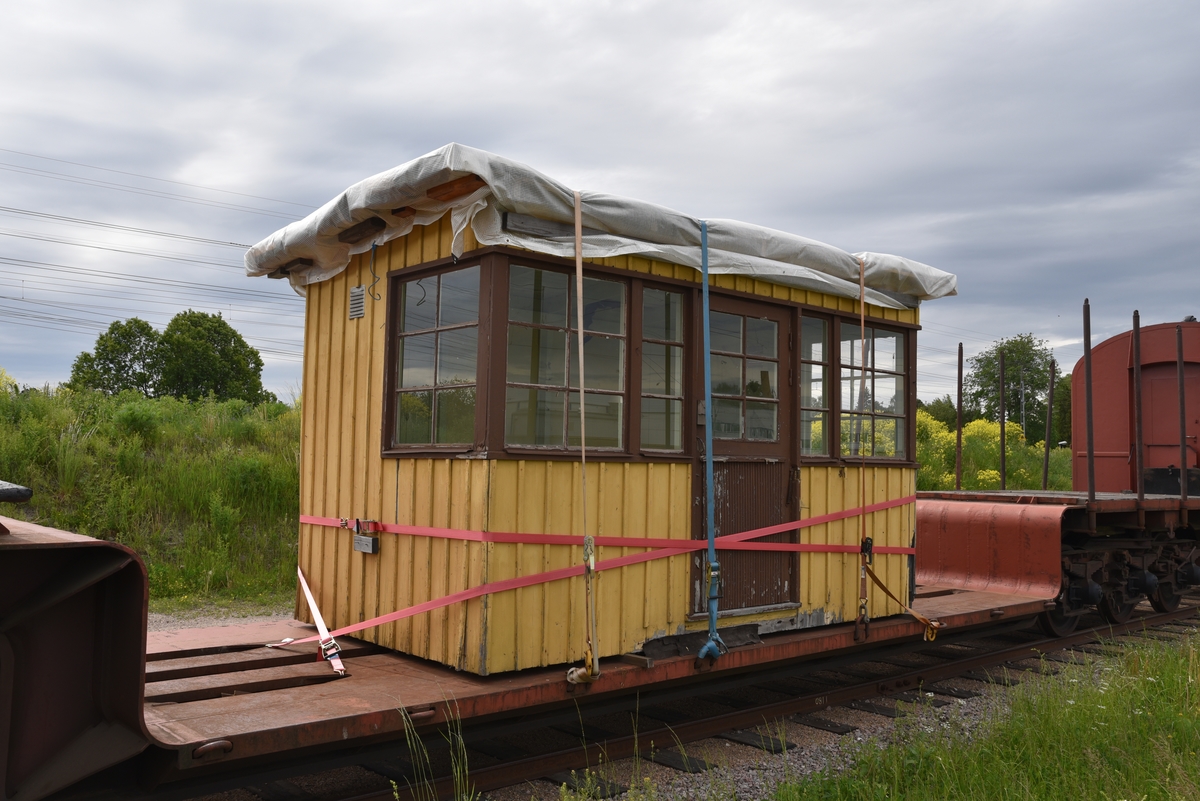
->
[0, 1, 1196, 402]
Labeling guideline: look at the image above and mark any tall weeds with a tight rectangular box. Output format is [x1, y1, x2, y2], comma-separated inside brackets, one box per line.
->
[0, 384, 299, 601]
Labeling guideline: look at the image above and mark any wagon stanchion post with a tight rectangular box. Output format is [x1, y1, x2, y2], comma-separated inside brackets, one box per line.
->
[1084, 299, 1097, 532]
[1133, 312, 1145, 528]
[1178, 324, 1189, 526]
[1042, 358, 1055, 491]
[999, 349, 1006, 491]
[956, 342, 964, 490]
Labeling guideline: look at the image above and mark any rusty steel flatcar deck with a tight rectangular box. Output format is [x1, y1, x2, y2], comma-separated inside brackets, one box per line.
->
[141, 587, 1049, 782]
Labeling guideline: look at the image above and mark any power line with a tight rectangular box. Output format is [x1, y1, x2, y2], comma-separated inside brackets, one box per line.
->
[0, 205, 251, 248]
[0, 228, 244, 271]
[0, 294, 302, 334]
[0, 147, 318, 209]
[0, 302, 302, 361]
[0, 162, 301, 221]
[0, 256, 302, 304]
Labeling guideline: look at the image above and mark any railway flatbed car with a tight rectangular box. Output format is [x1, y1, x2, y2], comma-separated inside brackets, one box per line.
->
[243, 144, 960, 676]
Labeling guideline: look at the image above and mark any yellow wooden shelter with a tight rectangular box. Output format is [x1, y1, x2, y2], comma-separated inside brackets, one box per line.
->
[247, 145, 956, 675]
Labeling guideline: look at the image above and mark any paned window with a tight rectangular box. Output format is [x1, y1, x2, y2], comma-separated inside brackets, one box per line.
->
[393, 267, 479, 445]
[839, 323, 906, 457]
[799, 317, 828, 455]
[709, 312, 779, 441]
[504, 265, 626, 448]
[641, 288, 685, 451]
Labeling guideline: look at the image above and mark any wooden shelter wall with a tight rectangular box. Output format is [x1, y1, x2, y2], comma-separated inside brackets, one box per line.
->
[299, 220, 918, 674]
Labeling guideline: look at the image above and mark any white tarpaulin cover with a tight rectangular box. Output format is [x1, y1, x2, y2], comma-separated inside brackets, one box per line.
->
[245, 143, 956, 310]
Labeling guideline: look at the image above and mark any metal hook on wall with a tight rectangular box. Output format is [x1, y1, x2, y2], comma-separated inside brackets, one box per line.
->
[367, 243, 382, 301]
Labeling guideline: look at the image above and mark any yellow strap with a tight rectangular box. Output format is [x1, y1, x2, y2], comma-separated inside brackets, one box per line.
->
[864, 565, 944, 642]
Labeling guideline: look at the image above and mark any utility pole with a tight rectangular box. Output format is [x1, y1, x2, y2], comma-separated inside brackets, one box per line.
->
[1020, 369, 1026, 435]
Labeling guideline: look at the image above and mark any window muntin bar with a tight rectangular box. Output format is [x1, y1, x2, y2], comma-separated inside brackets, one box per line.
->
[838, 322, 906, 458]
[393, 266, 480, 446]
[800, 316, 829, 455]
[640, 288, 685, 452]
[504, 265, 626, 449]
[709, 313, 779, 442]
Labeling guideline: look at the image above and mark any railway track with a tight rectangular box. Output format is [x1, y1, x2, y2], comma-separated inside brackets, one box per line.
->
[56, 601, 1200, 801]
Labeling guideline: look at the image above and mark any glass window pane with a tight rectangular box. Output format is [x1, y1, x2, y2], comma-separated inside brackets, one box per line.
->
[712, 398, 743, 439]
[711, 354, 742, 396]
[400, 277, 437, 332]
[800, 410, 826, 455]
[395, 391, 432, 444]
[506, 326, 567, 386]
[874, 416, 903, 458]
[642, 342, 683, 396]
[745, 359, 777, 399]
[504, 387, 565, 446]
[840, 413, 873, 457]
[569, 333, 624, 391]
[745, 401, 778, 441]
[568, 392, 623, 448]
[801, 317, 827, 363]
[745, 318, 777, 358]
[641, 397, 682, 450]
[398, 333, 436, 388]
[710, 312, 742, 353]
[643, 288, 682, 342]
[509, 265, 568, 326]
[840, 323, 870, 368]
[435, 387, 476, 443]
[874, 329, 904, 374]
[801, 363, 825, 409]
[439, 266, 479, 326]
[572, 277, 624, 334]
[873, 374, 904, 414]
[436, 327, 477, 385]
[841, 368, 868, 412]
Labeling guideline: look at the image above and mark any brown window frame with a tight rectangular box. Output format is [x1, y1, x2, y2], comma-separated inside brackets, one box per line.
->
[380, 245, 917, 466]
[798, 312, 833, 459]
[831, 317, 914, 461]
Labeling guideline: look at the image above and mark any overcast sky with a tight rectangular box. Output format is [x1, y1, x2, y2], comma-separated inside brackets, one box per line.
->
[1, 1, 1197, 403]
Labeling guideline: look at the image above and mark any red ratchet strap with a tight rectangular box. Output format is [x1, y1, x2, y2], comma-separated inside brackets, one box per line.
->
[278, 495, 917, 648]
[269, 566, 346, 675]
[300, 495, 917, 555]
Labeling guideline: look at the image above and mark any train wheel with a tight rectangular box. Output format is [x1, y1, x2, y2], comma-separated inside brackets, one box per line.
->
[1038, 604, 1080, 637]
[1150, 583, 1182, 613]
[1099, 593, 1136, 624]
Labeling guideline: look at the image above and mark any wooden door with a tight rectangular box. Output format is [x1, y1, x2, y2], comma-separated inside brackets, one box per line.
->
[693, 297, 797, 614]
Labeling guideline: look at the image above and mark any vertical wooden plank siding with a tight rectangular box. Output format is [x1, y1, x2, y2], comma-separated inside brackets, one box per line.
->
[298, 225, 917, 675]
[483, 461, 692, 673]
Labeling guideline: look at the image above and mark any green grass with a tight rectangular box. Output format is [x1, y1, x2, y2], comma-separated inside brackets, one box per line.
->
[776, 638, 1200, 800]
[0, 384, 299, 603]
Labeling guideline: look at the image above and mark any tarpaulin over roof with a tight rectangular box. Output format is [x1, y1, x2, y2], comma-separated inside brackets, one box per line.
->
[245, 143, 956, 310]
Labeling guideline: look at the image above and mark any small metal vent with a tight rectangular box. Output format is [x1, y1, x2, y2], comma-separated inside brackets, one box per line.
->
[349, 285, 365, 319]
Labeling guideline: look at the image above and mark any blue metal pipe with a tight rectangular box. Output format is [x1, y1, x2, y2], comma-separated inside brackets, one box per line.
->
[697, 220, 725, 662]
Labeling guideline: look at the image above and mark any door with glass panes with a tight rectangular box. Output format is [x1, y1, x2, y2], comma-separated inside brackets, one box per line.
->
[694, 296, 796, 614]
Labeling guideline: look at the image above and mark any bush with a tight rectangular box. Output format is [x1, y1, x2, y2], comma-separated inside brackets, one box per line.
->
[916, 408, 1071, 491]
[0, 384, 299, 600]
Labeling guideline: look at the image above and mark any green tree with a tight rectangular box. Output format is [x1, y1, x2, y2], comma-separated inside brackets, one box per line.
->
[69, 318, 162, 395]
[918, 393, 982, 431]
[964, 333, 1069, 446]
[158, 311, 272, 403]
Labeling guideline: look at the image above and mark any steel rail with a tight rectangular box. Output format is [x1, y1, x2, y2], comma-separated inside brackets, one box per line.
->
[362, 603, 1200, 801]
